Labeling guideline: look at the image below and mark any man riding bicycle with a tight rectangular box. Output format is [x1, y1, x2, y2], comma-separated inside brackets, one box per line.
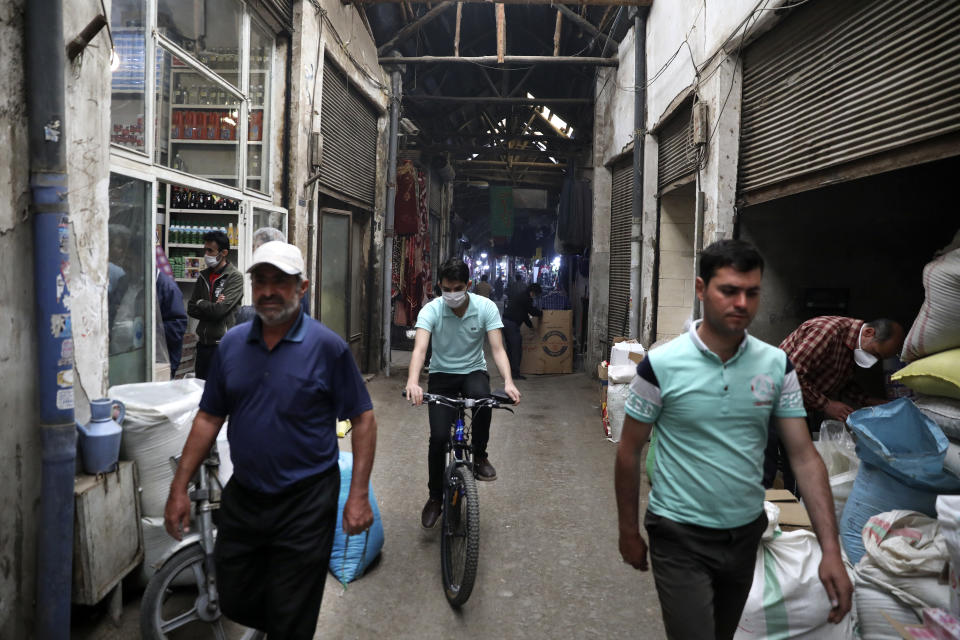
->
[406, 258, 521, 529]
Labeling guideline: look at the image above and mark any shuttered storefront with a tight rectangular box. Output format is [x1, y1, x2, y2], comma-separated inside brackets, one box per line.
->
[320, 59, 379, 207]
[738, 0, 960, 205]
[608, 160, 633, 342]
[657, 102, 696, 192]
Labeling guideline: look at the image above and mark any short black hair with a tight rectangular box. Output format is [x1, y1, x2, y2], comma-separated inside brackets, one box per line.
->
[528, 283, 542, 295]
[481, 274, 489, 282]
[203, 230, 230, 253]
[699, 239, 764, 285]
[438, 258, 469, 284]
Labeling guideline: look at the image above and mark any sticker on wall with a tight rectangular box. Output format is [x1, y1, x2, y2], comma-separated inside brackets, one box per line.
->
[50, 313, 71, 338]
[58, 339, 75, 367]
[56, 388, 74, 411]
[58, 223, 70, 255]
[56, 368, 73, 388]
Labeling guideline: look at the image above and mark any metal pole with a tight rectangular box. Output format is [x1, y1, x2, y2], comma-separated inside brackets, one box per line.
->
[629, 10, 647, 340]
[27, 0, 76, 637]
[382, 63, 403, 376]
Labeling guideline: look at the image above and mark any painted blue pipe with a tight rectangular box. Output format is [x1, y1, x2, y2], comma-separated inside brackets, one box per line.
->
[26, 0, 77, 636]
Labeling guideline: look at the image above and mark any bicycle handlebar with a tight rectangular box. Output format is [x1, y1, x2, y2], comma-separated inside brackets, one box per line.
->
[402, 390, 515, 408]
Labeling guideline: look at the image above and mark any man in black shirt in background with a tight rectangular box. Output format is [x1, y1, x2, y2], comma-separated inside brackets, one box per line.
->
[502, 283, 542, 380]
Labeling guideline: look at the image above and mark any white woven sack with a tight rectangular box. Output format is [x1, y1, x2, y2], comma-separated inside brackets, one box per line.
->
[854, 582, 920, 640]
[110, 379, 205, 516]
[735, 502, 855, 640]
[854, 509, 951, 628]
[861, 509, 948, 576]
[902, 243, 960, 362]
[915, 395, 960, 441]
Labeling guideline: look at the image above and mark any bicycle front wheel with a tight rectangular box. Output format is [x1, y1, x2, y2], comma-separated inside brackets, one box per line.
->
[440, 464, 480, 607]
[140, 543, 265, 640]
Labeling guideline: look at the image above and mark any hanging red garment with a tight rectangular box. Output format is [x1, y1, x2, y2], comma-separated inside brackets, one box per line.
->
[394, 160, 419, 236]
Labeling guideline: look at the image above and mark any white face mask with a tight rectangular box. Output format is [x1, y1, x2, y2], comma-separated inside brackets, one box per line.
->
[442, 290, 467, 308]
[204, 253, 221, 268]
[854, 325, 879, 369]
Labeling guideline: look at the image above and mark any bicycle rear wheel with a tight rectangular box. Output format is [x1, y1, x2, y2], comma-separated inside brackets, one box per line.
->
[440, 464, 480, 607]
[140, 543, 265, 640]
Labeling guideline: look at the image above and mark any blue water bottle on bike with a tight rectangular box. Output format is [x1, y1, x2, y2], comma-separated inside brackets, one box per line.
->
[455, 418, 465, 443]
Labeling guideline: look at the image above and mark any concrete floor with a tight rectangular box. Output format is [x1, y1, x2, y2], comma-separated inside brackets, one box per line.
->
[73, 357, 664, 639]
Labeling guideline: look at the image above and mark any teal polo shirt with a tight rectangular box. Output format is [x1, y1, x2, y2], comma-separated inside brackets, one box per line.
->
[625, 321, 806, 529]
[415, 294, 503, 375]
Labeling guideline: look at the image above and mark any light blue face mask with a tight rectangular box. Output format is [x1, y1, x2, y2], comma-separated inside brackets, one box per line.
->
[854, 325, 879, 368]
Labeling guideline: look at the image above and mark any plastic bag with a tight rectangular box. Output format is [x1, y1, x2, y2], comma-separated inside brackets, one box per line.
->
[605, 383, 631, 443]
[846, 398, 960, 492]
[813, 420, 860, 520]
[735, 502, 855, 640]
[330, 452, 384, 584]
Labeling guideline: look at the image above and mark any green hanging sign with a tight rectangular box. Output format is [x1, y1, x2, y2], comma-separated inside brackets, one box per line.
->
[490, 187, 514, 238]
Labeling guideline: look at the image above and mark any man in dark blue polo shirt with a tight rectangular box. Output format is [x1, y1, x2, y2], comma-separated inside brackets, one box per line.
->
[164, 241, 377, 639]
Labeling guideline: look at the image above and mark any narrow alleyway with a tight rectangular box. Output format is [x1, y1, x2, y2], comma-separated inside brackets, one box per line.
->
[317, 364, 663, 639]
[74, 363, 664, 639]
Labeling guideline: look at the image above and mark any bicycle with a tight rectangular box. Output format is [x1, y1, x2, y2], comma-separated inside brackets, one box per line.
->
[140, 447, 264, 639]
[404, 389, 514, 607]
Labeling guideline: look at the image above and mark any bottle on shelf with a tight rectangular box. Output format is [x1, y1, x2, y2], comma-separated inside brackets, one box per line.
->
[227, 223, 236, 246]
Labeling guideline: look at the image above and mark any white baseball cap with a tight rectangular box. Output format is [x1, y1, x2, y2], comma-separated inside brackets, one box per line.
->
[247, 241, 304, 275]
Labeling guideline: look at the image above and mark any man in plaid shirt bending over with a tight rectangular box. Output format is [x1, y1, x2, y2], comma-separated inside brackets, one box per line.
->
[763, 315, 904, 489]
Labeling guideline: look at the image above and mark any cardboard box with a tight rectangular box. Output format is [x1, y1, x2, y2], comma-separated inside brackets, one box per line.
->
[598, 363, 609, 404]
[519, 310, 573, 375]
[765, 489, 812, 531]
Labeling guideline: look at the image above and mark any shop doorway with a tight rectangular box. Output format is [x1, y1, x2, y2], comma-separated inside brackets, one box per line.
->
[655, 182, 697, 342]
[315, 207, 368, 366]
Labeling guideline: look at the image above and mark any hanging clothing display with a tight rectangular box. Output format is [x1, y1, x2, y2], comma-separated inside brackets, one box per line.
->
[394, 160, 420, 236]
[392, 165, 432, 327]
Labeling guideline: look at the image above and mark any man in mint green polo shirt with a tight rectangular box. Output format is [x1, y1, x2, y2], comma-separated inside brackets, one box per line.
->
[406, 258, 521, 529]
[614, 239, 852, 640]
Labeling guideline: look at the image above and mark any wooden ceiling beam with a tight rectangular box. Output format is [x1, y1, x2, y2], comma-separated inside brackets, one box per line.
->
[361, 0, 651, 5]
[380, 55, 617, 66]
[404, 94, 591, 105]
[555, 4, 617, 48]
[377, 1, 457, 54]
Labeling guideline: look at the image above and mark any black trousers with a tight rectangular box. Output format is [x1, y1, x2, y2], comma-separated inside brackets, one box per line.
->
[214, 467, 339, 639]
[194, 343, 218, 380]
[501, 318, 523, 378]
[427, 370, 492, 499]
[645, 510, 767, 640]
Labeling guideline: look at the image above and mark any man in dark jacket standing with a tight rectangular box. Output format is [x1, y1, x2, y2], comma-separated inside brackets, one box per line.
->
[157, 269, 187, 376]
[188, 229, 243, 379]
[502, 283, 542, 379]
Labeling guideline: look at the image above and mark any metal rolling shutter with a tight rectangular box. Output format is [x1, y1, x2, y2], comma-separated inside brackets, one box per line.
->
[738, 0, 960, 203]
[251, 0, 293, 33]
[657, 102, 695, 191]
[320, 59, 379, 207]
[608, 160, 633, 342]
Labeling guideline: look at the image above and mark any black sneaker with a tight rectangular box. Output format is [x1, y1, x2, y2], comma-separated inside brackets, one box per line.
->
[421, 498, 442, 529]
[514, 374, 527, 380]
[474, 457, 497, 481]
